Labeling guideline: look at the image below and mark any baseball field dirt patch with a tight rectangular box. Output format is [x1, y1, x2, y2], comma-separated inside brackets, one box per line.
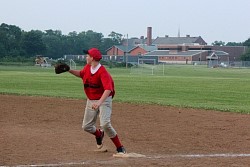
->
[1, 95, 250, 166]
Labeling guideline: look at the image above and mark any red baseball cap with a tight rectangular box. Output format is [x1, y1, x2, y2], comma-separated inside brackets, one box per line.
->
[83, 48, 102, 61]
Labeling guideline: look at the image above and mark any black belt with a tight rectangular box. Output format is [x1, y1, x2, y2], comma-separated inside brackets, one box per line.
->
[84, 84, 100, 88]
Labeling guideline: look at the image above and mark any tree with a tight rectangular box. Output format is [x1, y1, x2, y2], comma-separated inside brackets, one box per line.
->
[240, 48, 250, 61]
[226, 42, 243, 46]
[100, 38, 116, 53]
[212, 40, 225, 46]
[42, 30, 64, 58]
[45, 29, 62, 36]
[108, 31, 123, 44]
[42, 35, 62, 58]
[0, 43, 7, 57]
[84, 30, 103, 49]
[21, 30, 46, 57]
[243, 38, 250, 47]
[240, 38, 250, 61]
[0, 23, 22, 58]
[66, 31, 81, 55]
[0, 23, 127, 59]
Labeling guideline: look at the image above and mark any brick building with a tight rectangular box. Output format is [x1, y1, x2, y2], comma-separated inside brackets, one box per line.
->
[106, 27, 246, 65]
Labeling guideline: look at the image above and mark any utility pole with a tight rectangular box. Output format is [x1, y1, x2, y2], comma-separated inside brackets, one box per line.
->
[199, 45, 203, 64]
[126, 34, 128, 68]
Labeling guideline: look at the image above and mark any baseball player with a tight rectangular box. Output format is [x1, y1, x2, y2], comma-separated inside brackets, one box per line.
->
[68, 48, 126, 154]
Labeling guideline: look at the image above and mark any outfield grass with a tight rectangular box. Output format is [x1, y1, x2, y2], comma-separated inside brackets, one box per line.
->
[0, 65, 250, 113]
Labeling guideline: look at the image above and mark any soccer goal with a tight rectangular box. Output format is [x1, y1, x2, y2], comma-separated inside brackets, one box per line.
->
[130, 61, 165, 76]
[69, 59, 76, 70]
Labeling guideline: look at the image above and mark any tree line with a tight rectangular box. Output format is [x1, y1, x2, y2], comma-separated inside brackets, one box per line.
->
[1, 23, 250, 61]
[0, 23, 122, 62]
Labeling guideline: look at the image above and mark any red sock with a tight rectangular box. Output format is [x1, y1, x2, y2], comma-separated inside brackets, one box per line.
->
[111, 135, 122, 148]
[93, 129, 101, 138]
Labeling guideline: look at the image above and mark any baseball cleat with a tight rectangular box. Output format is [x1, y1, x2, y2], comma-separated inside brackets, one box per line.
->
[113, 146, 127, 157]
[116, 146, 126, 154]
[96, 129, 104, 149]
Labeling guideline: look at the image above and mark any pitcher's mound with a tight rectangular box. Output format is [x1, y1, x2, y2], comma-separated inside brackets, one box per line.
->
[113, 152, 146, 158]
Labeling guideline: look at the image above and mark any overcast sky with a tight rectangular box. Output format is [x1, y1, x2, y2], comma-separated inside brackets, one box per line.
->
[0, 0, 249, 44]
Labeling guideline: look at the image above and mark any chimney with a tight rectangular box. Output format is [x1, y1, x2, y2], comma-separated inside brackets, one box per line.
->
[147, 27, 152, 46]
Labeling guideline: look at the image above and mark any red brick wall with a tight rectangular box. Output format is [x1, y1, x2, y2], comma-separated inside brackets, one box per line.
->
[107, 46, 125, 56]
[130, 47, 147, 56]
[107, 46, 148, 56]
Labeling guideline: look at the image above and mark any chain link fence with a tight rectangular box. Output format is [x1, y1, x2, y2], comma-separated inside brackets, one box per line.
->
[206, 61, 250, 68]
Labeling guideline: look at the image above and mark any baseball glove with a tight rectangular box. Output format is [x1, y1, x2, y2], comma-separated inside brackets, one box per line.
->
[54, 63, 70, 74]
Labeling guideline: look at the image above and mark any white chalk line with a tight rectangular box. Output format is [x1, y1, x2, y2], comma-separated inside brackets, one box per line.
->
[0, 161, 85, 167]
[1, 153, 250, 167]
[0, 162, 85, 167]
[148, 153, 250, 159]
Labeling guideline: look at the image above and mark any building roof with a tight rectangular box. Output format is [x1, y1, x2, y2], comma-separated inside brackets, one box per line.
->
[206, 52, 218, 60]
[145, 50, 203, 56]
[137, 45, 157, 52]
[114, 45, 136, 52]
[111, 44, 157, 53]
[153, 37, 202, 45]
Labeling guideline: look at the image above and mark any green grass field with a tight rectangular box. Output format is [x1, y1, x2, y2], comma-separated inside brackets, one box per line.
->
[0, 65, 250, 113]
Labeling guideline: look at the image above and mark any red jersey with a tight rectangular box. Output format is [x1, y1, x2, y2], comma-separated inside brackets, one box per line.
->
[79, 64, 115, 100]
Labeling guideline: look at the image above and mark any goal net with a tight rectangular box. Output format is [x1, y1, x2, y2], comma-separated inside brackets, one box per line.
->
[69, 59, 76, 70]
[130, 59, 165, 75]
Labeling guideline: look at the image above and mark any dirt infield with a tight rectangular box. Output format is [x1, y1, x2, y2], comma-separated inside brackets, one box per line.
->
[1, 95, 250, 166]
